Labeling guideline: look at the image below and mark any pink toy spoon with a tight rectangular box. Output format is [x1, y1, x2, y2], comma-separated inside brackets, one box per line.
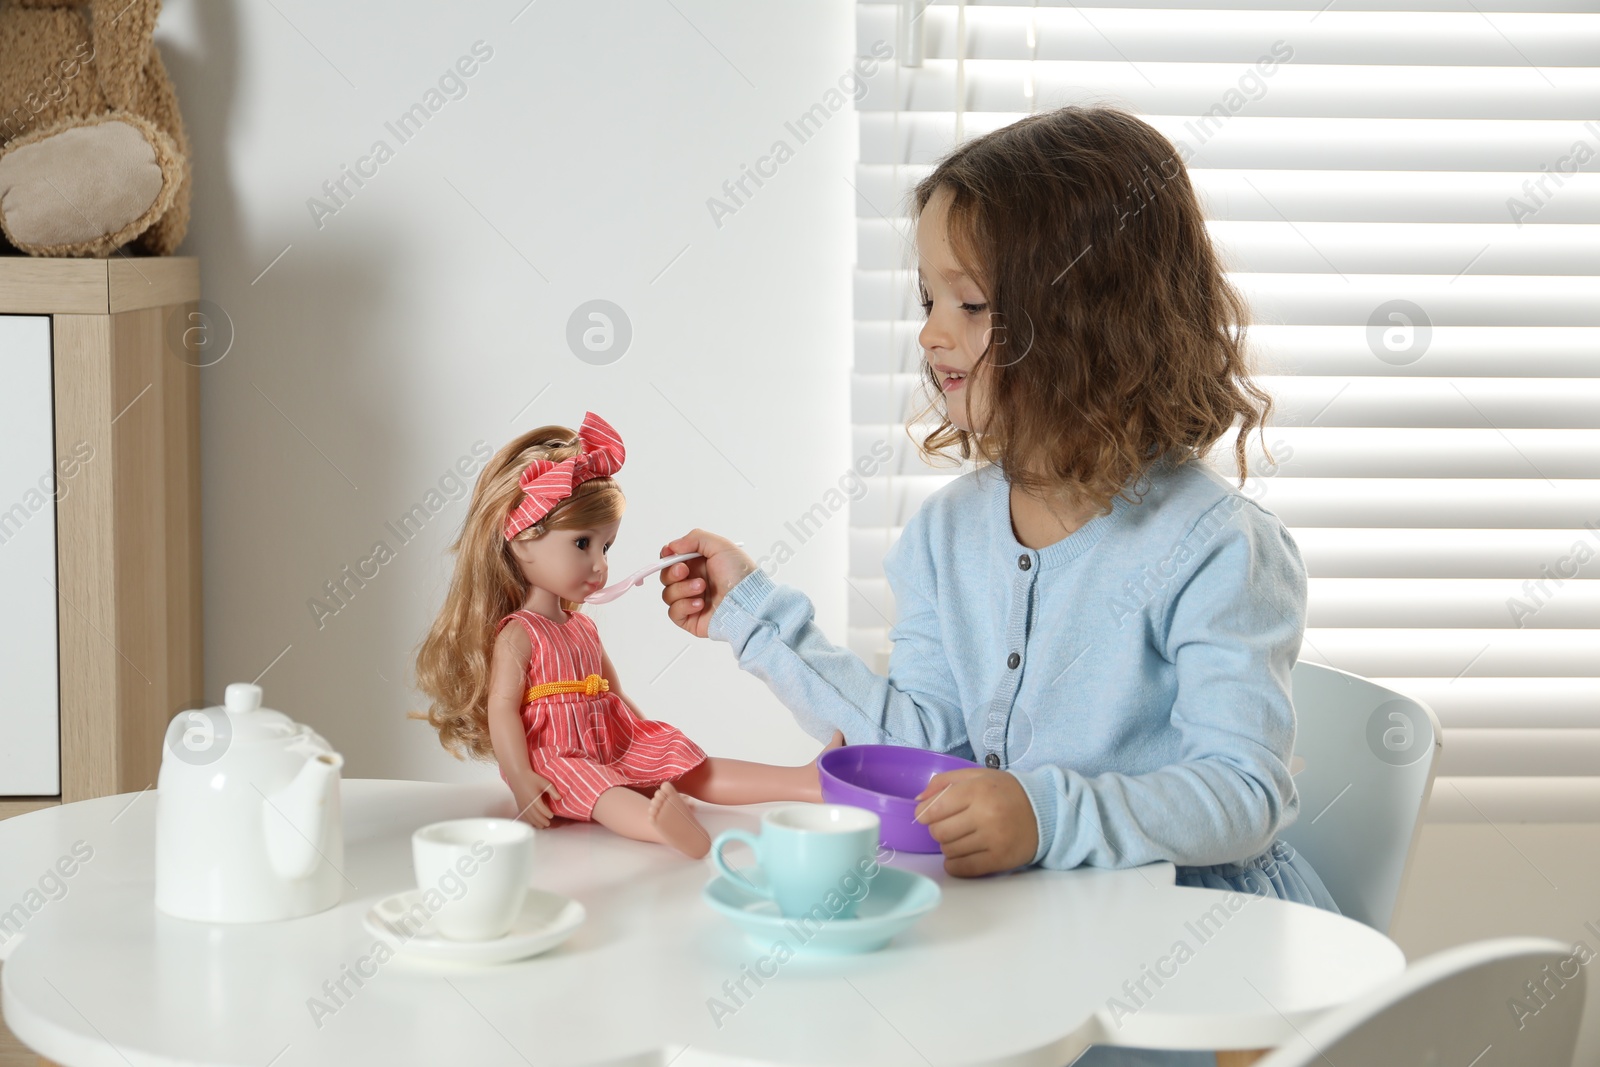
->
[583, 543, 745, 605]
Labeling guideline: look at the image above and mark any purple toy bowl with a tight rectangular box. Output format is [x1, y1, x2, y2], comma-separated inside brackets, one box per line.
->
[818, 745, 980, 853]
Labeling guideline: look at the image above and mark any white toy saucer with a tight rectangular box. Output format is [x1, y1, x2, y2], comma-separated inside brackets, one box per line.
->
[363, 887, 585, 965]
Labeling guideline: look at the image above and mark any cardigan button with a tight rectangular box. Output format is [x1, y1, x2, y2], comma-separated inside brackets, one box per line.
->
[1018, 554, 1032, 571]
[985, 752, 1001, 769]
[1007, 651, 1021, 669]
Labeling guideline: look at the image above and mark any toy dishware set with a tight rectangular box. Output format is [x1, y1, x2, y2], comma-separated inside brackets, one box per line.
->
[150, 415, 958, 962]
[581, 544, 742, 605]
[364, 817, 586, 965]
[154, 682, 345, 924]
[705, 803, 941, 955]
[150, 680, 942, 961]
[695, 744, 979, 954]
[818, 744, 980, 852]
[153, 683, 585, 963]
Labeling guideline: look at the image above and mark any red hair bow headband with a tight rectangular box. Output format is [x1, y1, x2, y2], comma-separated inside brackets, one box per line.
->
[502, 411, 625, 541]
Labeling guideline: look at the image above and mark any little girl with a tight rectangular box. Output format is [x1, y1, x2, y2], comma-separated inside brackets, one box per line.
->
[412, 411, 839, 859]
[658, 106, 1337, 1065]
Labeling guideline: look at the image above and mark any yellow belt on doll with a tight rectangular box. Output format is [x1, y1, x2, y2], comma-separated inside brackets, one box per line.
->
[525, 673, 610, 704]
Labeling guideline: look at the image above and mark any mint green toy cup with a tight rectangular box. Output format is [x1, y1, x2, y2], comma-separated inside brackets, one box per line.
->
[710, 804, 881, 920]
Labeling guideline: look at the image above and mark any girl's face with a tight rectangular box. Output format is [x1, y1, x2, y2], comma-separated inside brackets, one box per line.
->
[916, 185, 995, 434]
[508, 519, 620, 605]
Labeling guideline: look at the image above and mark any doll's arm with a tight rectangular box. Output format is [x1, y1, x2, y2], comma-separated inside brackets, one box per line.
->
[488, 624, 562, 828]
[598, 647, 646, 720]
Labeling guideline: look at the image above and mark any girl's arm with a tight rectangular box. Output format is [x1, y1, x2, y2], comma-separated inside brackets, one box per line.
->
[680, 511, 970, 754]
[1010, 503, 1305, 871]
[487, 623, 562, 827]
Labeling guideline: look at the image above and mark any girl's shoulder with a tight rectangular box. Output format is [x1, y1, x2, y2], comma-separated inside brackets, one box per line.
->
[1127, 460, 1306, 591]
[879, 467, 991, 586]
[894, 457, 1295, 566]
[1138, 459, 1295, 546]
[899, 465, 992, 542]
[928, 464, 993, 512]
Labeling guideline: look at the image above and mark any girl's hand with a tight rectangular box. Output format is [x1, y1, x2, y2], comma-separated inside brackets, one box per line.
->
[658, 530, 759, 638]
[510, 773, 562, 829]
[912, 768, 1039, 877]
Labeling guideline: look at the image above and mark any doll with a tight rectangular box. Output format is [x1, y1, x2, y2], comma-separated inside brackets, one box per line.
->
[413, 411, 841, 859]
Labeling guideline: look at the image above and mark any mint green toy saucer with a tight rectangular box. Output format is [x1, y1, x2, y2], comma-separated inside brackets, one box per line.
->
[701, 865, 940, 955]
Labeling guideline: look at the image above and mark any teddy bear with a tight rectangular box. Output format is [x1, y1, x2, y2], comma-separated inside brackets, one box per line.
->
[0, 0, 190, 257]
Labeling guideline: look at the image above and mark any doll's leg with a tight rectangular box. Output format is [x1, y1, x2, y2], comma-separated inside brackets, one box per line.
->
[589, 781, 711, 859]
[673, 731, 845, 806]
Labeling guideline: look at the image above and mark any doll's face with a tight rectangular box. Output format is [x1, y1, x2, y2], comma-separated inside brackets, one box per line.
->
[508, 519, 621, 605]
[916, 184, 996, 435]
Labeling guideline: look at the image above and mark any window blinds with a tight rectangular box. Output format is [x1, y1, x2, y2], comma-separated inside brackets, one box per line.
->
[850, 0, 1600, 821]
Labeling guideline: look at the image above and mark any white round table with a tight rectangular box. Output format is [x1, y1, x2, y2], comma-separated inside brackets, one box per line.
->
[0, 779, 1404, 1066]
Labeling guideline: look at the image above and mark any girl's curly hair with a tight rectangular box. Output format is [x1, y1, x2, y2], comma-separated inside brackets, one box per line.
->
[909, 104, 1273, 511]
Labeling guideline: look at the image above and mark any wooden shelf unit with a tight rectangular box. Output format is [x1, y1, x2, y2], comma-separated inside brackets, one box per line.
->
[0, 256, 202, 820]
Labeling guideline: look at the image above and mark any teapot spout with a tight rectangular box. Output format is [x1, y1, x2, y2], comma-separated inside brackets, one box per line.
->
[263, 750, 344, 881]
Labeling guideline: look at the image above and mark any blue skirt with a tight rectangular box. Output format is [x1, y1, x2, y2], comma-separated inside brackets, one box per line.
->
[1173, 838, 1340, 913]
[1070, 839, 1341, 1067]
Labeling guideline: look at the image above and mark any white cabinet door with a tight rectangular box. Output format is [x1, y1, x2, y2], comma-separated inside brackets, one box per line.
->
[0, 315, 60, 794]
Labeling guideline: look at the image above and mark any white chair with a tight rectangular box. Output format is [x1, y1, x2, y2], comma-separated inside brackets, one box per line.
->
[1255, 937, 1587, 1067]
[1279, 662, 1442, 933]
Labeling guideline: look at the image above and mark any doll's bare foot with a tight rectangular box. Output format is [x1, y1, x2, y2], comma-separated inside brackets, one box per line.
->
[648, 781, 710, 859]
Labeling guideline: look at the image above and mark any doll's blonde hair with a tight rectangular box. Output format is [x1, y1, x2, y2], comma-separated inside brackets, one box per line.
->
[410, 425, 626, 761]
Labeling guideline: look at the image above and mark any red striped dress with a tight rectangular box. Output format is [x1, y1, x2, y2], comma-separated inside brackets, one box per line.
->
[496, 608, 707, 821]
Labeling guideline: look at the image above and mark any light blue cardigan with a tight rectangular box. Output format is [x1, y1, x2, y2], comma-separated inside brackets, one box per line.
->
[707, 456, 1339, 911]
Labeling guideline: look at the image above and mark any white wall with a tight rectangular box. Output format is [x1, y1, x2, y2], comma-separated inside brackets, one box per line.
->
[153, 0, 858, 780]
[1392, 824, 1600, 1067]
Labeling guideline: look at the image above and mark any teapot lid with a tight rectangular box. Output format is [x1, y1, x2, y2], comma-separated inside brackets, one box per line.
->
[221, 682, 302, 744]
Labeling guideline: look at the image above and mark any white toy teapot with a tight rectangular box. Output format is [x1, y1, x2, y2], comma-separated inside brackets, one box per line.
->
[154, 682, 345, 922]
